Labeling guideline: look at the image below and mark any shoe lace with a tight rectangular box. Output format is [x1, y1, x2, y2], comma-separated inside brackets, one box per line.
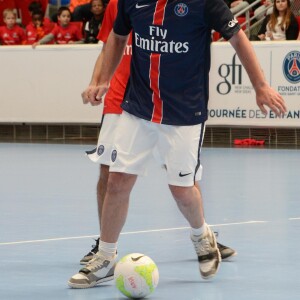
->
[193, 237, 211, 255]
[85, 252, 108, 272]
[89, 238, 100, 255]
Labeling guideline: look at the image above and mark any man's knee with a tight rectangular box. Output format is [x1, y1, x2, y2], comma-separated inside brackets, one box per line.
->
[169, 185, 195, 206]
[106, 172, 137, 194]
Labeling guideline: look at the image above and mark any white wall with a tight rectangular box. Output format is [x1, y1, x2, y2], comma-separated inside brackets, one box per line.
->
[0, 42, 299, 127]
[0, 44, 103, 124]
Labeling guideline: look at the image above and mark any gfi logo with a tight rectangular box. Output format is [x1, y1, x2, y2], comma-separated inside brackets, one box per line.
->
[217, 54, 242, 95]
[228, 18, 238, 28]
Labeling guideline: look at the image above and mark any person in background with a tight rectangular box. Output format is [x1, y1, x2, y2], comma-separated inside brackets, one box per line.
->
[27, 0, 52, 27]
[0, 9, 26, 45]
[26, 10, 53, 44]
[84, 0, 105, 44]
[32, 6, 82, 47]
[70, 0, 109, 22]
[255, 0, 299, 40]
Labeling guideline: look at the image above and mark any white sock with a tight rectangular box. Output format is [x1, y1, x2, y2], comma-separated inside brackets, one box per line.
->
[98, 240, 117, 257]
[191, 222, 208, 237]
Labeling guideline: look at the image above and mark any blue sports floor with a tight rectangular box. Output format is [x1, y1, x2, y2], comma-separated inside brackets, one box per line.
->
[0, 143, 300, 300]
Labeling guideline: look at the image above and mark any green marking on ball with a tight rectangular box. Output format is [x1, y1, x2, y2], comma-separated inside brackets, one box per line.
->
[135, 263, 157, 292]
[115, 275, 132, 298]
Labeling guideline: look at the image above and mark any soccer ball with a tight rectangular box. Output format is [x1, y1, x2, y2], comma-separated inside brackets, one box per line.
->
[114, 253, 159, 299]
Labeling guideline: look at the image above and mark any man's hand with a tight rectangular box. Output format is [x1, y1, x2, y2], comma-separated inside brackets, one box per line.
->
[256, 84, 287, 117]
[81, 84, 109, 106]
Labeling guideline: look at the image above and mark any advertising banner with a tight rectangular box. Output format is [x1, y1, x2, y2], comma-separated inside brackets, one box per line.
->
[208, 41, 300, 127]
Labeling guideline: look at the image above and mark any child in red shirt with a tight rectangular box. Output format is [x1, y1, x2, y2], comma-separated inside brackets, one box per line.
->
[32, 6, 83, 47]
[26, 10, 53, 45]
[0, 9, 26, 45]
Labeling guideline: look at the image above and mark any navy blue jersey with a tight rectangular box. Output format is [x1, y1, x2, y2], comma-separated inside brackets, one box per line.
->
[114, 0, 240, 125]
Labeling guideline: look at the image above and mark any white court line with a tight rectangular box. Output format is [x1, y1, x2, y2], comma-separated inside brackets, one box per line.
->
[289, 217, 300, 220]
[0, 220, 268, 246]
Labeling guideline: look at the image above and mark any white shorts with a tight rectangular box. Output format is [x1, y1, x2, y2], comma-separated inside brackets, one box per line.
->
[110, 112, 206, 187]
[86, 114, 120, 165]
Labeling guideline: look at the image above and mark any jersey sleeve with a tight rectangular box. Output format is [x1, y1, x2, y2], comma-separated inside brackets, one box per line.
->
[113, 0, 131, 36]
[204, 0, 240, 40]
[97, 0, 118, 42]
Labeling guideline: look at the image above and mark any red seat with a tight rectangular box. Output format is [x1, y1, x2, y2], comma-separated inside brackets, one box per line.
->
[0, 0, 17, 26]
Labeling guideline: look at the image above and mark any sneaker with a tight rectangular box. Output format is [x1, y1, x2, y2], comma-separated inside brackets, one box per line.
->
[68, 252, 117, 289]
[191, 227, 221, 279]
[217, 242, 237, 261]
[80, 238, 100, 265]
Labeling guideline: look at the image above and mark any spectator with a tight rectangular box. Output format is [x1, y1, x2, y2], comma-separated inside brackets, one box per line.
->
[25, 10, 53, 44]
[0, 9, 26, 45]
[70, 0, 109, 22]
[254, 0, 299, 20]
[27, 1, 53, 29]
[84, 0, 105, 43]
[255, 0, 299, 40]
[32, 6, 82, 47]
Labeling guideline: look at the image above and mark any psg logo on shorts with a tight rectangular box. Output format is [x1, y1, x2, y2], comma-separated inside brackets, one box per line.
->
[174, 3, 188, 17]
[282, 51, 300, 84]
[97, 145, 105, 156]
[111, 150, 117, 162]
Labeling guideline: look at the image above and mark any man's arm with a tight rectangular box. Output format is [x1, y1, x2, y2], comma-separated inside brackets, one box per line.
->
[229, 30, 287, 116]
[81, 31, 128, 106]
[95, 31, 129, 101]
[81, 43, 106, 105]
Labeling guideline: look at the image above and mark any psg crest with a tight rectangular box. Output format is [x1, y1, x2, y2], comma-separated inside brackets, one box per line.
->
[111, 150, 117, 162]
[97, 145, 105, 156]
[282, 51, 300, 84]
[174, 3, 188, 17]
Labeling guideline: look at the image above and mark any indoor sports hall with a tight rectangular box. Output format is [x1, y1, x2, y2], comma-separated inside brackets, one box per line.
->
[1, 143, 300, 300]
[1, 9, 300, 300]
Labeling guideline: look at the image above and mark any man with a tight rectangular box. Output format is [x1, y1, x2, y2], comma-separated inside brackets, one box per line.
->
[79, 0, 236, 268]
[68, 0, 286, 288]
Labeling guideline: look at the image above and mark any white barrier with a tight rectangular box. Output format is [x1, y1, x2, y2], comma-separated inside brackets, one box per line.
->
[0, 42, 299, 126]
[0, 44, 103, 124]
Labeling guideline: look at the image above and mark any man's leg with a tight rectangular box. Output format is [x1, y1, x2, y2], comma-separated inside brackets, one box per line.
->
[100, 172, 137, 242]
[97, 164, 109, 222]
[169, 184, 221, 279]
[68, 172, 137, 288]
[80, 164, 109, 265]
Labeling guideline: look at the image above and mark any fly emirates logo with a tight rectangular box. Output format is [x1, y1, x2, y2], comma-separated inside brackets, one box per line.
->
[135, 26, 189, 54]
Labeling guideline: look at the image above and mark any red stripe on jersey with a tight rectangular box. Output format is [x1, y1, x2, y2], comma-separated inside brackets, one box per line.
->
[150, 53, 163, 123]
[153, 0, 168, 25]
